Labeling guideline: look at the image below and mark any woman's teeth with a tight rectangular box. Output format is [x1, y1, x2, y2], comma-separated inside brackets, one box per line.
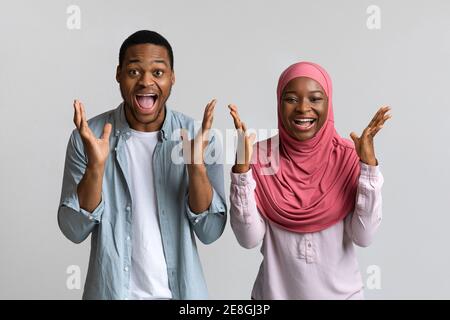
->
[294, 119, 316, 127]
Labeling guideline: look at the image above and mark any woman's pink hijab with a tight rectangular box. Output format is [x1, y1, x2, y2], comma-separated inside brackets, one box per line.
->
[251, 62, 361, 233]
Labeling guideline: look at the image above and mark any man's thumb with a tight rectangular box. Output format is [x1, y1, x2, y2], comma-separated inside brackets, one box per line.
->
[101, 123, 112, 140]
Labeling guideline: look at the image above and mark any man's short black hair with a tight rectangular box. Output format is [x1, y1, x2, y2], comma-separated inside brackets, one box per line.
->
[119, 30, 174, 69]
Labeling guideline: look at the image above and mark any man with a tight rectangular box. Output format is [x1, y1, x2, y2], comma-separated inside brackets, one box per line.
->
[58, 30, 227, 300]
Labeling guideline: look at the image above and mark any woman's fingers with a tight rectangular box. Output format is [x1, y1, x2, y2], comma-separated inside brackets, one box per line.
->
[371, 114, 391, 137]
[247, 132, 256, 146]
[371, 125, 384, 137]
[370, 106, 391, 129]
[350, 131, 359, 143]
[228, 104, 242, 129]
[241, 121, 247, 133]
[367, 108, 382, 128]
[369, 110, 391, 137]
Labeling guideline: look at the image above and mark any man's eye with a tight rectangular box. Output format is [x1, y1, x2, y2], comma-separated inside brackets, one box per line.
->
[128, 69, 140, 77]
[153, 70, 164, 77]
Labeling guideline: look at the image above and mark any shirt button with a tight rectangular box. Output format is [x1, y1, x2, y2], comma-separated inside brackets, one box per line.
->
[126, 206, 131, 211]
[116, 130, 120, 135]
[124, 266, 129, 272]
[126, 236, 131, 241]
[195, 218, 200, 223]
[307, 242, 312, 248]
[88, 215, 94, 221]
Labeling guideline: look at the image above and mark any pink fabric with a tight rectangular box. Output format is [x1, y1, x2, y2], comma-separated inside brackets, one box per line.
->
[230, 163, 383, 299]
[251, 62, 361, 233]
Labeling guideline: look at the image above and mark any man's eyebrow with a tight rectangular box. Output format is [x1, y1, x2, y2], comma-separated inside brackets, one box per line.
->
[126, 59, 141, 64]
[126, 59, 168, 66]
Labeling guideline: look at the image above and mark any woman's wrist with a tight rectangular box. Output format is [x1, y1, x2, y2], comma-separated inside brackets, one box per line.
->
[232, 164, 250, 174]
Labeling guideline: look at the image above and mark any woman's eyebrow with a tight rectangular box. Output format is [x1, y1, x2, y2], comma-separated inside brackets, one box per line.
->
[283, 90, 324, 95]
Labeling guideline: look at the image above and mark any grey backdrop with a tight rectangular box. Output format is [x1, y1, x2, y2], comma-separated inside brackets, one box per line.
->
[1, 0, 449, 299]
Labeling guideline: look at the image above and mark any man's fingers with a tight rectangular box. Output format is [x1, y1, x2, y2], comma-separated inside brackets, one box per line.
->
[101, 123, 112, 140]
[228, 104, 238, 113]
[202, 99, 216, 131]
[180, 128, 189, 141]
[73, 100, 81, 129]
[80, 101, 89, 130]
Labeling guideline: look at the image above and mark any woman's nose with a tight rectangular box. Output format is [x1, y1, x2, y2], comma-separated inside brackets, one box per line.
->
[296, 99, 312, 113]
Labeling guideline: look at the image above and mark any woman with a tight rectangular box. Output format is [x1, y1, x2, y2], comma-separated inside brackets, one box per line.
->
[228, 61, 391, 299]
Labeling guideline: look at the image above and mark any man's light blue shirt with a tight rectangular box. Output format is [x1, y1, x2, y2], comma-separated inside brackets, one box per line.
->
[58, 103, 227, 300]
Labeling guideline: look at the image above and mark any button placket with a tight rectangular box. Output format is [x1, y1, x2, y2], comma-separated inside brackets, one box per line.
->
[305, 234, 315, 263]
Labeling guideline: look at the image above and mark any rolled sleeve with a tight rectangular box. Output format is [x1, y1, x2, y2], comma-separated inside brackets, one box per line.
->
[57, 130, 104, 244]
[184, 130, 227, 244]
[185, 187, 226, 224]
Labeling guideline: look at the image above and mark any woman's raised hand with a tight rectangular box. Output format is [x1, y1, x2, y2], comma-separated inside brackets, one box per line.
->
[350, 105, 391, 166]
[228, 104, 256, 173]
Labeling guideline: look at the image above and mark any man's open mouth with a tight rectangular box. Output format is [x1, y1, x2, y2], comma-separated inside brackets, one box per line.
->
[135, 93, 158, 113]
[293, 118, 316, 130]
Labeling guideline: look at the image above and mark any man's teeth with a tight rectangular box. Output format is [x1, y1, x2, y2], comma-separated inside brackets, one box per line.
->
[136, 94, 157, 97]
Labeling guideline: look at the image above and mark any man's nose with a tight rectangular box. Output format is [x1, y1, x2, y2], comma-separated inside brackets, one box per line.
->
[138, 71, 155, 87]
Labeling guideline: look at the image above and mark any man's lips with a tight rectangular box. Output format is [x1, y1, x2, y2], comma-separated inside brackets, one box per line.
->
[134, 93, 159, 114]
[292, 117, 317, 131]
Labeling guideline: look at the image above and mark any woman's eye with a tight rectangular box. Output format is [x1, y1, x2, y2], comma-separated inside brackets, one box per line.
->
[285, 97, 297, 103]
[154, 70, 163, 77]
[310, 97, 322, 103]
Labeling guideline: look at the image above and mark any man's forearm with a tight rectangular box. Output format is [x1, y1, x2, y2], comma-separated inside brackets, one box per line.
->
[187, 164, 213, 214]
[77, 165, 105, 213]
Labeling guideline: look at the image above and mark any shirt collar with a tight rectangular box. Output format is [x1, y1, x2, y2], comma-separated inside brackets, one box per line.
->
[113, 102, 172, 141]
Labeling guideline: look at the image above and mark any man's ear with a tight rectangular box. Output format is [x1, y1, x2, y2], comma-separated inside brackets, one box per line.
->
[116, 65, 121, 83]
[171, 71, 176, 86]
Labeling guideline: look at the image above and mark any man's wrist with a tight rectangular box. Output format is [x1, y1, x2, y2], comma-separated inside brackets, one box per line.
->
[86, 163, 106, 176]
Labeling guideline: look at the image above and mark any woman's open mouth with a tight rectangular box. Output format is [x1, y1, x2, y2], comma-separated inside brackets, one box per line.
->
[135, 93, 158, 114]
[292, 118, 316, 131]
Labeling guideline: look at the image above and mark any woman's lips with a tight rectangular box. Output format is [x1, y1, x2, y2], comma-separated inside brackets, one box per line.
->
[135, 94, 158, 114]
[292, 118, 316, 131]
